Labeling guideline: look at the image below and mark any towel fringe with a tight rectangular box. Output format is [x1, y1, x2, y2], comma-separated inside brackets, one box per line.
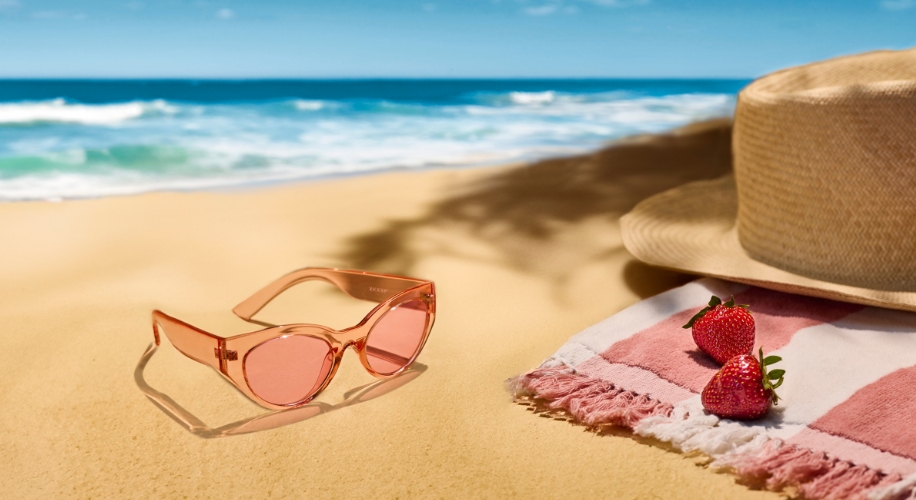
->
[868, 472, 916, 500]
[715, 439, 906, 500]
[506, 365, 672, 428]
[508, 364, 915, 500]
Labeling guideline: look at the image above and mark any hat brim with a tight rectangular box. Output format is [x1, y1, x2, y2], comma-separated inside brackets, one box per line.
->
[620, 174, 916, 312]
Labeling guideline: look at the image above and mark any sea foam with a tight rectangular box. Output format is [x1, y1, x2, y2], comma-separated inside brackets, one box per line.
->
[0, 98, 175, 125]
[508, 91, 556, 105]
[292, 100, 326, 111]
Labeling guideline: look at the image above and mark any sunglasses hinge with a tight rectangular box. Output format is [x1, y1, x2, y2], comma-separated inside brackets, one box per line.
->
[213, 346, 238, 361]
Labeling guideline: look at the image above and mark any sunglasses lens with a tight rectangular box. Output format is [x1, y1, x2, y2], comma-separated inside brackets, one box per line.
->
[244, 335, 333, 406]
[365, 298, 430, 375]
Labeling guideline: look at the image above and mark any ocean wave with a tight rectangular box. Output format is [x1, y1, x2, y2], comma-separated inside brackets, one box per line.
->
[465, 93, 732, 121]
[0, 145, 518, 201]
[0, 88, 738, 200]
[0, 98, 177, 126]
[0, 138, 527, 200]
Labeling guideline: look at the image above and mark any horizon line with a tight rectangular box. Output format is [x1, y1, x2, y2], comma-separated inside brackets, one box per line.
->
[0, 76, 755, 81]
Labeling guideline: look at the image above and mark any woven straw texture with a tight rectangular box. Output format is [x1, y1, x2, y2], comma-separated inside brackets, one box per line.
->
[621, 47, 916, 310]
[735, 48, 916, 290]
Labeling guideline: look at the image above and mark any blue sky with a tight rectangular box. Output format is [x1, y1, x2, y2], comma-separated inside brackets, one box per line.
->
[0, 0, 914, 78]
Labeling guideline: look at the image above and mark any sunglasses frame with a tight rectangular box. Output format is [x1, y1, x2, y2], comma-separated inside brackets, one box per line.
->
[151, 267, 436, 410]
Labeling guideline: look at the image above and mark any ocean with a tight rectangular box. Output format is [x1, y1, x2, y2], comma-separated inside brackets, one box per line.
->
[0, 79, 748, 201]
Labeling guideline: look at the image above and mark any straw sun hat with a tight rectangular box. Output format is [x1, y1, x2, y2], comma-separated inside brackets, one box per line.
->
[621, 48, 916, 311]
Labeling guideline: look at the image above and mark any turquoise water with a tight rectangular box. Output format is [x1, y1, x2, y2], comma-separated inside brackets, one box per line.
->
[0, 79, 747, 200]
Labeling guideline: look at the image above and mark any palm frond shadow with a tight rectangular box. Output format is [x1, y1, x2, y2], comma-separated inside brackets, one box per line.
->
[337, 119, 734, 299]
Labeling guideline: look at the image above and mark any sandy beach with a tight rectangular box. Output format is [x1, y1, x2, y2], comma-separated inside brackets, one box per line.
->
[0, 119, 785, 498]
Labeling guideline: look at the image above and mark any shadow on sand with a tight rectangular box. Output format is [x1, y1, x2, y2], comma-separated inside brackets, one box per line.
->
[135, 343, 426, 438]
[336, 118, 734, 299]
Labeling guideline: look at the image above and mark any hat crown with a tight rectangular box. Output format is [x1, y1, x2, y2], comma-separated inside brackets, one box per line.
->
[734, 49, 916, 291]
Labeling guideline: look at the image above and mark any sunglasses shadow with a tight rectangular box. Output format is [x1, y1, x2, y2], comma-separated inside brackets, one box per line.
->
[134, 342, 427, 439]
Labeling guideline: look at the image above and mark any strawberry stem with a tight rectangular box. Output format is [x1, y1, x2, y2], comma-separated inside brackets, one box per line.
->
[682, 295, 751, 329]
[726, 296, 751, 310]
[758, 347, 784, 405]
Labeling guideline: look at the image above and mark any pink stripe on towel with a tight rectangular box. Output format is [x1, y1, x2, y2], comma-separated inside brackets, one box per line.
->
[601, 287, 861, 393]
[574, 357, 696, 404]
[811, 366, 916, 462]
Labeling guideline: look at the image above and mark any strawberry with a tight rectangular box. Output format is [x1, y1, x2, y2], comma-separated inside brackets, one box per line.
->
[701, 347, 785, 420]
[683, 295, 755, 365]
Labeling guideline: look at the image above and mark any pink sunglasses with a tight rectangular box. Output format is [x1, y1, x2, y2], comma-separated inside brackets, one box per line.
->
[151, 268, 436, 410]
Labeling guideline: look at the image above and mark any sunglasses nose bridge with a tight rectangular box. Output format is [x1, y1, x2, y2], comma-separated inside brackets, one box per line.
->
[344, 337, 366, 353]
[327, 327, 369, 362]
[336, 325, 369, 349]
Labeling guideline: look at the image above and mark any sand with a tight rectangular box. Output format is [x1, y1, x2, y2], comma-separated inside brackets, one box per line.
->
[0, 119, 785, 499]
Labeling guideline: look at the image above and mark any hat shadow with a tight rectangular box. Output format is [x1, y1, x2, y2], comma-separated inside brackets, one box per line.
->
[334, 119, 732, 299]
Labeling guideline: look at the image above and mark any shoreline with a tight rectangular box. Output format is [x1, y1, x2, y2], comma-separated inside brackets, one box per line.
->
[0, 118, 729, 204]
[0, 157, 529, 204]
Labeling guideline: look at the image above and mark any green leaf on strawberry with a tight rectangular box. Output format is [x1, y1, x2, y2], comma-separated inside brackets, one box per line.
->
[683, 295, 722, 329]
[758, 347, 784, 404]
[763, 355, 782, 365]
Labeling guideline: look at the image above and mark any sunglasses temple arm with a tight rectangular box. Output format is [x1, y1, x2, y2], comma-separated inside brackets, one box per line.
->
[231, 268, 426, 321]
[151, 310, 224, 372]
[365, 345, 413, 367]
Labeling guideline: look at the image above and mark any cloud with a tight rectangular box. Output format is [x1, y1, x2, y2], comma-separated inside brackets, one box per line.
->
[881, 0, 915, 10]
[30, 9, 88, 19]
[0, 0, 20, 10]
[588, 0, 650, 6]
[524, 4, 558, 15]
[421, 3, 436, 11]
[520, 0, 648, 16]
[216, 7, 234, 19]
[31, 10, 67, 19]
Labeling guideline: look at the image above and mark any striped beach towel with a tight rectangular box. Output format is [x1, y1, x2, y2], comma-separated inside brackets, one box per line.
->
[508, 279, 916, 500]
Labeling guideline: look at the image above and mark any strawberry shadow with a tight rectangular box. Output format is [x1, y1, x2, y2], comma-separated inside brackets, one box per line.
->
[685, 349, 720, 371]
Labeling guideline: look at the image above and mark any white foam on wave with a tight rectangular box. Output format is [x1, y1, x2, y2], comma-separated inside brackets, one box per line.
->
[0, 150, 497, 201]
[292, 100, 326, 111]
[0, 98, 176, 125]
[0, 170, 242, 201]
[508, 91, 556, 105]
[469, 93, 732, 120]
[0, 135, 526, 201]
